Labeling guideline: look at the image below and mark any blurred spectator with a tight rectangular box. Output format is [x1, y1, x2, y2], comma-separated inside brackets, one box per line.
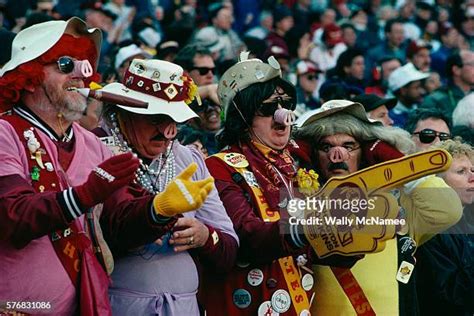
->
[177, 125, 209, 157]
[174, 44, 221, 155]
[114, 43, 151, 81]
[388, 62, 429, 127]
[460, 7, 474, 49]
[353, 93, 396, 126]
[421, 20, 441, 52]
[265, 5, 293, 61]
[155, 40, 179, 62]
[367, 19, 408, 74]
[326, 47, 366, 92]
[397, 0, 420, 40]
[309, 23, 347, 75]
[103, 0, 136, 43]
[431, 22, 460, 78]
[310, 7, 336, 44]
[366, 55, 402, 97]
[453, 92, 474, 129]
[193, 3, 244, 63]
[292, 0, 315, 34]
[405, 108, 452, 151]
[452, 92, 474, 145]
[421, 50, 474, 116]
[0, 27, 15, 67]
[245, 10, 273, 40]
[424, 71, 442, 95]
[131, 14, 163, 54]
[21, 12, 54, 30]
[340, 23, 358, 49]
[294, 59, 321, 117]
[192, 26, 225, 62]
[406, 39, 432, 72]
[416, 138, 474, 316]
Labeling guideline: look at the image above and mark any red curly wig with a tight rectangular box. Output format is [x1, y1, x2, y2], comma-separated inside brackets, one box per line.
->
[0, 33, 101, 112]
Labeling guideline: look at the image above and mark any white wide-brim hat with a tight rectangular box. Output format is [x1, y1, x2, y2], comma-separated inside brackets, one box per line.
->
[0, 17, 101, 77]
[102, 59, 198, 123]
[295, 100, 381, 127]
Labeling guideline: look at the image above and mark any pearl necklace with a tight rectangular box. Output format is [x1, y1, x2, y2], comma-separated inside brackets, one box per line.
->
[108, 112, 176, 194]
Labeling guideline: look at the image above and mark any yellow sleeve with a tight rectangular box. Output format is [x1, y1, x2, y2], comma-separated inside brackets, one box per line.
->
[400, 176, 463, 246]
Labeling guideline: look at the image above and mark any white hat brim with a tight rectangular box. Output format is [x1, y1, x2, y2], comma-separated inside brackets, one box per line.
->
[101, 82, 198, 123]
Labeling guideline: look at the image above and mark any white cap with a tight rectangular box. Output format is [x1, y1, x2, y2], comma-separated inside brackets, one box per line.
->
[115, 44, 151, 71]
[193, 27, 225, 53]
[388, 63, 429, 92]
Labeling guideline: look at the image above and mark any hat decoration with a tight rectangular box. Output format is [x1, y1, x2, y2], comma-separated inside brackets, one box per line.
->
[122, 61, 199, 106]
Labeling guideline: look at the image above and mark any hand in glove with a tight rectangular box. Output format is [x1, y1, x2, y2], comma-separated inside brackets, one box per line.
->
[75, 152, 139, 207]
[153, 162, 214, 217]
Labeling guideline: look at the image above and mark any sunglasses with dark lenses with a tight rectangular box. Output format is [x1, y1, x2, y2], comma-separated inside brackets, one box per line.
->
[192, 66, 215, 76]
[413, 129, 451, 144]
[258, 97, 294, 117]
[57, 56, 76, 74]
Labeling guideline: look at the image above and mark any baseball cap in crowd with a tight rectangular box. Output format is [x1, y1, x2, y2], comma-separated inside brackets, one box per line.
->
[352, 94, 397, 112]
[322, 23, 343, 47]
[295, 60, 321, 76]
[115, 43, 151, 71]
[193, 27, 225, 54]
[102, 59, 199, 122]
[406, 39, 432, 58]
[388, 63, 429, 91]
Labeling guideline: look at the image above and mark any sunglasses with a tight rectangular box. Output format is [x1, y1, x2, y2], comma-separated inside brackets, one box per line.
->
[57, 56, 93, 78]
[57, 56, 76, 74]
[413, 129, 451, 144]
[258, 97, 294, 117]
[192, 66, 215, 76]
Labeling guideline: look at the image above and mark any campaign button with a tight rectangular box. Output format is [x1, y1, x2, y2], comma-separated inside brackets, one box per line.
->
[233, 289, 252, 309]
[248, 268, 264, 286]
[271, 289, 291, 313]
[301, 274, 314, 291]
[258, 301, 280, 316]
[300, 309, 311, 316]
[266, 278, 277, 289]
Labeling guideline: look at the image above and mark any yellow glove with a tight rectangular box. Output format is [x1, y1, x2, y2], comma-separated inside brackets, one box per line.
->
[153, 163, 214, 217]
[303, 149, 452, 258]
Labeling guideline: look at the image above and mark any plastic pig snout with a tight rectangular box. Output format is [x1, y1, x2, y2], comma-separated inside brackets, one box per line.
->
[71, 60, 93, 78]
[273, 108, 296, 126]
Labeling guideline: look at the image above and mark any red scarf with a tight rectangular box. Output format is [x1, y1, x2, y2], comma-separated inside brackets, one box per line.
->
[241, 140, 297, 210]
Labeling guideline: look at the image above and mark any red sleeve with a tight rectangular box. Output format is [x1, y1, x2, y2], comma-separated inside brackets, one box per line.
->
[100, 185, 177, 256]
[362, 140, 404, 167]
[0, 174, 72, 248]
[193, 225, 238, 273]
[206, 156, 308, 265]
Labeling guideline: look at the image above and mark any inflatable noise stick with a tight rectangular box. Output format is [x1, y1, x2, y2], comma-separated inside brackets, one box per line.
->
[72, 88, 149, 109]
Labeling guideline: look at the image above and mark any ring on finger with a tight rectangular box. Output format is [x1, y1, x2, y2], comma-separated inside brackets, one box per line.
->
[188, 235, 194, 245]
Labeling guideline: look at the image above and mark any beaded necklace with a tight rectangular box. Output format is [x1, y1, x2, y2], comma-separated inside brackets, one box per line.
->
[108, 112, 176, 194]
